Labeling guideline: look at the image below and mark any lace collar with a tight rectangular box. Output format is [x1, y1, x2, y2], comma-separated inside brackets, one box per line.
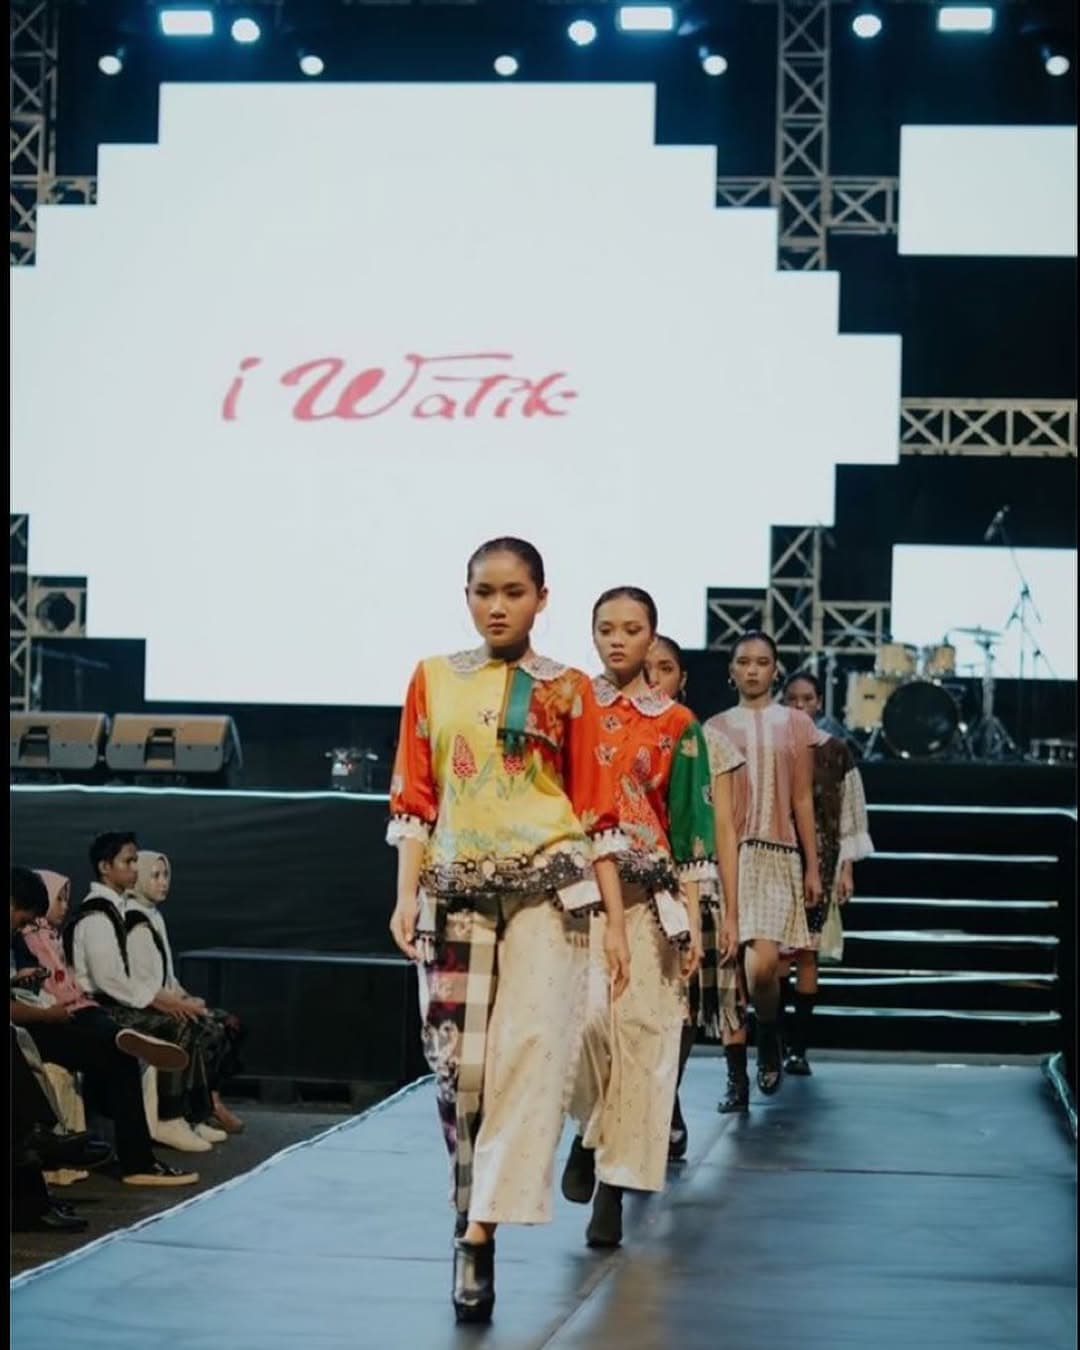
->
[446, 648, 569, 683]
[592, 674, 673, 718]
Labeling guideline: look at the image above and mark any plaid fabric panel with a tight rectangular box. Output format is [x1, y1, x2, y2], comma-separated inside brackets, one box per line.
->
[418, 907, 499, 1216]
[692, 900, 746, 1038]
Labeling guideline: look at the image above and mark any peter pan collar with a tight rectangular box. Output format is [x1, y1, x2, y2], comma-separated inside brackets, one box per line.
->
[446, 648, 569, 683]
[592, 674, 673, 718]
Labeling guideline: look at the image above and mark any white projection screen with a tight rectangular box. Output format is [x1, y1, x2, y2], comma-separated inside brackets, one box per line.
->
[899, 125, 1078, 257]
[891, 545, 1078, 681]
[11, 83, 901, 705]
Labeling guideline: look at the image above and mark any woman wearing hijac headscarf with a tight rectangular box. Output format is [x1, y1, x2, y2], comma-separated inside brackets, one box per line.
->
[126, 851, 247, 1136]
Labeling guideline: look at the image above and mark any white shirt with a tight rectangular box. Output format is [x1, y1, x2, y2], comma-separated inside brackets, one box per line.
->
[123, 893, 179, 992]
[71, 883, 161, 1009]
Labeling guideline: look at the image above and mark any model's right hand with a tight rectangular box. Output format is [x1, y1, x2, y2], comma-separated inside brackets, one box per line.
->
[604, 922, 631, 1000]
[389, 899, 419, 962]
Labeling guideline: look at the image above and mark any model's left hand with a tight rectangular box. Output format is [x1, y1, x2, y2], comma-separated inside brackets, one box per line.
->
[718, 917, 740, 963]
[680, 931, 703, 982]
[837, 862, 855, 905]
[803, 866, 824, 909]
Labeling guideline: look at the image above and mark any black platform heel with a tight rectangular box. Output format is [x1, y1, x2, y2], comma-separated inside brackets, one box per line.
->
[453, 1238, 495, 1323]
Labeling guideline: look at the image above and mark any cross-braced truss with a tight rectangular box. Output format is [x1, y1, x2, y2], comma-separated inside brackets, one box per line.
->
[900, 399, 1078, 458]
[10, 514, 30, 711]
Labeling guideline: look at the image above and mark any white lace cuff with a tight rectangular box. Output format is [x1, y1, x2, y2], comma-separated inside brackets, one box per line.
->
[838, 833, 874, 864]
[676, 858, 718, 883]
[589, 828, 630, 861]
[386, 815, 433, 847]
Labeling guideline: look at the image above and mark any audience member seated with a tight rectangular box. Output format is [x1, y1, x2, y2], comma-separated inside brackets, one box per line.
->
[127, 850, 246, 1135]
[65, 832, 225, 1154]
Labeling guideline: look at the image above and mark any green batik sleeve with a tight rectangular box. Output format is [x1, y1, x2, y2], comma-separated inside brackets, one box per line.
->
[668, 721, 718, 882]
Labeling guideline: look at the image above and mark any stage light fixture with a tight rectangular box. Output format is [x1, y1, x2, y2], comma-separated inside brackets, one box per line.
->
[98, 52, 124, 75]
[701, 51, 728, 75]
[617, 6, 676, 34]
[852, 13, 883, 39]
[936, 7, 995, 34]
[494, 54, 519, 77]
[1043, 47, 1070, 76]
[231, 17, 261, 45]
[568, 19, 598, 47]
[158, 7, 215, 37]
[299, 53, 325, 77]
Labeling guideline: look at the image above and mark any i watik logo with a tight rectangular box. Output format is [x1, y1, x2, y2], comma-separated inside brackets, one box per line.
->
[222, 352, 580, 422]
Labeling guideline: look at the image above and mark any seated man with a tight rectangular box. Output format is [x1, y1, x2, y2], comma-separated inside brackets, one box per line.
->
[11, 866, 200, 1186]
[66, 832, 220, 1153]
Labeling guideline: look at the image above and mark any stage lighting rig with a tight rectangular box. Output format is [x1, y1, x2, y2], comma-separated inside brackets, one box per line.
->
[617, 6, 676, 35]
[700, 49, 728, 75]
[158, 8, 215, 38]
[299, 52, 325, 77]
[936, 6, 996, 34]
[494, 54, 520, 77]
[852, 13, 884, 39]
[568, 20, 599, 47]
[231, 18, 262, 45]
[98, 51, 124, 76]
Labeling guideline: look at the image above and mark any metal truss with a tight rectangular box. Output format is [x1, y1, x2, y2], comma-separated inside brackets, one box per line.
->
[773, 0, 830, 271]
[10, 1, 96, 265]
[706, 595, 766, 652]
[900, 399, 1078, 458]
[10, 514, 31, 712]
[820, 601, 891, 654]
[764, 524, 823, 661]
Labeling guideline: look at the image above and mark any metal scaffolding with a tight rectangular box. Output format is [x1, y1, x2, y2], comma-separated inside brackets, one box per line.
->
[10, 515, 30, 712]
[900, 398, 1078, 457]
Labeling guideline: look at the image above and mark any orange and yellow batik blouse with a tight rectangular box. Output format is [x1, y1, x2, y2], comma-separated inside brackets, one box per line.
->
[387, 648, 624, 913]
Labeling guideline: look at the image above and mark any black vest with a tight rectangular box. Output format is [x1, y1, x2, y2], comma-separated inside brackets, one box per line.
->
[62, 896, 131, 1006]
[125, 910, 169, 982]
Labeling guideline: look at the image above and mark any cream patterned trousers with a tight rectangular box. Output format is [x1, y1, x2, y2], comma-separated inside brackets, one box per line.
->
[569, 888, 684, 1194]
[418, 893, 588, 1225]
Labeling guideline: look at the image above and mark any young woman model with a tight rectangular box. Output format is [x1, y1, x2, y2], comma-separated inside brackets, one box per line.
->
[779, 671, 874, 1075]
[702, 632, 823, 1097]
[387, 537, 631, 1325]
[644, 636, 742, 1156]
[561, 597, 719, 1246]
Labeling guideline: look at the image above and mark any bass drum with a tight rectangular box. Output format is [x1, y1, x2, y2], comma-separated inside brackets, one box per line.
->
[882, 681, 960, 758]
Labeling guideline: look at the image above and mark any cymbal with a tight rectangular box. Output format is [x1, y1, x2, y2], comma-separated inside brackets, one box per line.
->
[952, 626, 1003, 640]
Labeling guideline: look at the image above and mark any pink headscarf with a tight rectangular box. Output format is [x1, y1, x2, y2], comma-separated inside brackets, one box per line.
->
[22, 870, 96, 1011]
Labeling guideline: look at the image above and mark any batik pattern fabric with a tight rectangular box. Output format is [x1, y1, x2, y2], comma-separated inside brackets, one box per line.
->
[591, 676, 717, 947]
[788, 732, 874, 961]
[417, 895, 588, 1223]
[692, 724, 748, 1035]
[388, 649, 624, 936]
[703, 704, 817, 947]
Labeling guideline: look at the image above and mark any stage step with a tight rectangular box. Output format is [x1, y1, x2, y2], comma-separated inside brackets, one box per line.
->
[848, 897, 1058, 937]
[802, 1005, 1062, 1055]
[840, 931, 1058, 974]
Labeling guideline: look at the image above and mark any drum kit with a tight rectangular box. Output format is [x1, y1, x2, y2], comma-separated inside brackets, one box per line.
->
[844, 627, 1021, 761]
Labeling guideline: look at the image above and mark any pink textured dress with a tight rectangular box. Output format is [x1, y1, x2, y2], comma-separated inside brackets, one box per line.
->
[703, 704, 818, 947]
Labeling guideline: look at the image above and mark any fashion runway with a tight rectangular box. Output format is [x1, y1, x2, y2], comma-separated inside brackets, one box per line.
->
[11, 1056, 1075, 1350]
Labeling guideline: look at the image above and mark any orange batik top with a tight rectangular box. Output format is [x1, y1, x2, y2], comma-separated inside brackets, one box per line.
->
[592, 675, 717, 945]
[388, 648, 624, 914]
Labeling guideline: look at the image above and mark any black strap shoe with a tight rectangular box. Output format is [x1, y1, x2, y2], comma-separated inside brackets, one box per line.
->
[783, 1053, 812, 1076]
[21, 1126, 113, 1171]
[15, 1204, 89, 1234]
[561, 1134, 596, 1204]
[668, 1126, 688, 1161]
[718, 1074, 750, 1114]
[586, 1182, 623, 1248]
[756, 1023, 783, 1096]
[452, 1238, 495, 1323]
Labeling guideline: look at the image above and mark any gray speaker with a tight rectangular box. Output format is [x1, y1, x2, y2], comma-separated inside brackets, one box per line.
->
[105, 714, 242, 776]
[10, 712, 109, 771]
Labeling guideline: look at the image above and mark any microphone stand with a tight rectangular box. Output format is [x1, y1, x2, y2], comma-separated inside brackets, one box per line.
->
[998, 520, 1054, 756]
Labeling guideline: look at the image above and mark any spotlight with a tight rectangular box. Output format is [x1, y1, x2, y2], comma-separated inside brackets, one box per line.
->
[936, 7, 995, 34]
[568, 19, 598, 47]
[494, 54, 519, 77]
[98, 52, 123, 76]
[617, 6, 676, 34]
[1044, 48, 1070, 76]
[852, 12, 883, 39]
[230, 17, 261, 45]
[299, 53, 325, 77]
[701, 51, 728, 76]
[158, 7, 215, 37]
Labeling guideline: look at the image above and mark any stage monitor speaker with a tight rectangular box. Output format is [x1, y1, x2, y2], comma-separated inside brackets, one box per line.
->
[10, 712, 109, 772]
[105, 714, 242, 779]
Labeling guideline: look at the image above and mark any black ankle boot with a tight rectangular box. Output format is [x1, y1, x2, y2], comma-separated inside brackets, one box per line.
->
[669, 1094, 688, 1160]
[586, 1182, 623, 1248]
[453, 1238, 495, 1323]
[454, 1211, 468, 1239]
[561, 1134, 596, 1204]
[719, 1043, 750, 1114]
[756, 1021, 783, 1096]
